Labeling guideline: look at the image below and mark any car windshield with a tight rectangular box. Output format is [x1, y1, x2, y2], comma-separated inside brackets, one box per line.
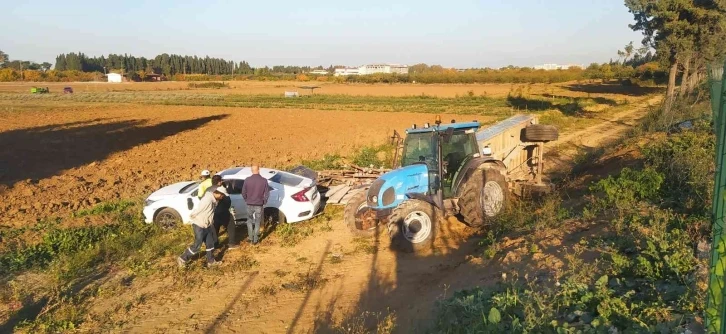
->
[179, 181, 199, 193]
[401, 132, 438, 169]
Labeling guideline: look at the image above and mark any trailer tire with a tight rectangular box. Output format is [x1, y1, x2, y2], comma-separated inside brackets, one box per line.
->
[523, 124, 559, 142]
[388, 199, 438, 253]
[344, 190, 379, 237]
[459, 167, 508, 227]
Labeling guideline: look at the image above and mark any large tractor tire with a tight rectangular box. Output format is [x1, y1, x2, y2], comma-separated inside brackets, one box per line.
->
[344, 190, 379, 237]
[523, 124, 559, 142]
[388, 199, 439, 253]
[458, 167, 508, 227]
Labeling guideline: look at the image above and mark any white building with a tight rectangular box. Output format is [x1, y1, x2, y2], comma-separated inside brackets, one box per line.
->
[334, 63, 409, 76]
[334, 68, 360, 76]
[533, 64, 584, 71]
[107, 73, 122, 83]
[309, 70, 329, 75]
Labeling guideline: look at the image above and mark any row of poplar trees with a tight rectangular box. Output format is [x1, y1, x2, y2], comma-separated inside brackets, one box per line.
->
[54, 52, 255, 76]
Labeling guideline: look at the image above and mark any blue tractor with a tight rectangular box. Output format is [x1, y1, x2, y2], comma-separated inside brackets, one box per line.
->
[344, 115, 557, 252]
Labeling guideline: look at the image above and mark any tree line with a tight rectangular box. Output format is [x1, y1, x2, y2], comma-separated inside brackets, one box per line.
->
[625, 0, 726, 105]
[54, 52, 256, 76]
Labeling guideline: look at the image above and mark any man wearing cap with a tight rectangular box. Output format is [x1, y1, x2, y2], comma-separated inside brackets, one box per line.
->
[211, 176, 236, 249]
[198, 170, 212, 199]
[178, 187, 225, 267]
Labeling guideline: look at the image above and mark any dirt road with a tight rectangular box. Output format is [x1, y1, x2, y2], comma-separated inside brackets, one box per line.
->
[87, 95, 662, 333]
[545, 95, 663, 173]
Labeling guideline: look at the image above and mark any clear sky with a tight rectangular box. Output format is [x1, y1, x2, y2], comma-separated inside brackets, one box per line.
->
[2, 0, 643, 68]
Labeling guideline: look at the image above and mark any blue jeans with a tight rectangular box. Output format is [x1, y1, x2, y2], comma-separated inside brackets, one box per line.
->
[246, 206, 263, 243]
[180, 224, 217, 263]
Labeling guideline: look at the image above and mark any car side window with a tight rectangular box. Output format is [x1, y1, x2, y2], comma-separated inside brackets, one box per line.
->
[224, 179, 244, 194]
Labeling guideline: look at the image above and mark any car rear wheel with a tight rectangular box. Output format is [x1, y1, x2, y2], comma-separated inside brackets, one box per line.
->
[264, 207, 287, 225]
[154, 208, 181, 230]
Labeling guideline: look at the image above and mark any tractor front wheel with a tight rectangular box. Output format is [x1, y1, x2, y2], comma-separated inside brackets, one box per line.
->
[388, 199, 438, 253]
[344, 190, 379, 237]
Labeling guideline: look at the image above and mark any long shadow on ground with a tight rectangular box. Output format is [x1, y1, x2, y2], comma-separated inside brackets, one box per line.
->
[0, 115, 228, 186]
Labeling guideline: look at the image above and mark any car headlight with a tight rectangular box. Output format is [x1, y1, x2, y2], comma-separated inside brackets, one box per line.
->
[144, 199, 157, 206]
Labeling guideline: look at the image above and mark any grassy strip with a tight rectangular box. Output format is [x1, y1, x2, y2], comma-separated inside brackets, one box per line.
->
[434, 97, 712, 332]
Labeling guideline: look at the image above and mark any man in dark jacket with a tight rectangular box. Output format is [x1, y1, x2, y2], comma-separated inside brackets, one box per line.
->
[242, 165, 269, 245]
[211, 175, 234, 249]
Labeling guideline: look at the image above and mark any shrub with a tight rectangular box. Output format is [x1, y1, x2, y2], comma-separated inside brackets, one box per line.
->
[643, 127, 714, 214]
[187, 82, 229, 89]
[590, 167, 663, 217]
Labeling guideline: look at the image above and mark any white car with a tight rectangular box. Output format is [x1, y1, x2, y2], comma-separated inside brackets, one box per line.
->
[143, 167, 321, 228]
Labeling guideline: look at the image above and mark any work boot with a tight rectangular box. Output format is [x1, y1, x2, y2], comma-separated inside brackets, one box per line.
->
[180, 248, 195, 262]
[205, 249, 215, 263]
[177, 257, 187, 268]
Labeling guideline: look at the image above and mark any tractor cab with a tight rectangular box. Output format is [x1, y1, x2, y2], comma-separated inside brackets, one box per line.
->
[400, 117, 480, 199]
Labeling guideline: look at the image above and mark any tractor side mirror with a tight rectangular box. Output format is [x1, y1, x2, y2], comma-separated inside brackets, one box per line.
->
[442, 127, 454, 143]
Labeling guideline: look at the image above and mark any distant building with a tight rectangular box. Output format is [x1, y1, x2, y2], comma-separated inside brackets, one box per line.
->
[533, 64, 584, 71]
[334, 63, 408, 76]
[309, 70, 329, 75]
[334, 68, 360, 76]
[107, 73, 122, 83]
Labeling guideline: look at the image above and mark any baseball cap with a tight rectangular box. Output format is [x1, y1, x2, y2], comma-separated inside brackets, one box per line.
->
[201, 170, 211, 176]
[214, 186, 229, 196]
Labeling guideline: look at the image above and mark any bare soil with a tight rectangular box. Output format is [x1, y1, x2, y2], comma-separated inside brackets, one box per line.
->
[0, 103, 490, 230]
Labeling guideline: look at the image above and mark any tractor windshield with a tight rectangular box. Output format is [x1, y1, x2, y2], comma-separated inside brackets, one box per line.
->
[401, 132, 438, 170]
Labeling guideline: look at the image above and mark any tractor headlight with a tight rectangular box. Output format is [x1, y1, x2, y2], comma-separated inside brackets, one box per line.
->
[371, 195, 378, 203]
[382, 187, 396, 206]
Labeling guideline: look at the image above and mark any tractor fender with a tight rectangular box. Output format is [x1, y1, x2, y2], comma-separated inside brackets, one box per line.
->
[405, 192, 442, 210]
[452, 157, 506, 195]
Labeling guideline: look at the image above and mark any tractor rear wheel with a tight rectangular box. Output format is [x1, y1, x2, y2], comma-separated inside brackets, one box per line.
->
[344, 190, 379, 237]
[388, 199, 438, 253]
[459, 167, 508, 227]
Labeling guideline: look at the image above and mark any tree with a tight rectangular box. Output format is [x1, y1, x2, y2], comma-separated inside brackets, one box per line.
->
[625, 0, 726, 104]
[617, 41, 635, 63]
[0, 50, 7, 68]
[40, 62, 52, 72]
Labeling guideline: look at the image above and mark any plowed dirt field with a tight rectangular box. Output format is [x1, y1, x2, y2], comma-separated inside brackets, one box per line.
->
[0, 102, 490, 228]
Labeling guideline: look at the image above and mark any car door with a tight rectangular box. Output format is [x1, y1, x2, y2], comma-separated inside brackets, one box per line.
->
[224, 179, 248, 221]
[266, 182, 283, 209]
[179, 188, 202, 223]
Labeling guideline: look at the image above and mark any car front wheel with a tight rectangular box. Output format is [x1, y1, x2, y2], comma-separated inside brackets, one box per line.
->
[154, 208, 181, 230]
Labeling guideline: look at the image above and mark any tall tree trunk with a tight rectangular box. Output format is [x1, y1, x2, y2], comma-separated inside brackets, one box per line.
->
[680, 55, 692, 98]
[687, 62, 702, 96]
[666, 60, 679, 111]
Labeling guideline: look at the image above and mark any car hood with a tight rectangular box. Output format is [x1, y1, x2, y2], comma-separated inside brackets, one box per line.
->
[147, 181, 196, 200]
